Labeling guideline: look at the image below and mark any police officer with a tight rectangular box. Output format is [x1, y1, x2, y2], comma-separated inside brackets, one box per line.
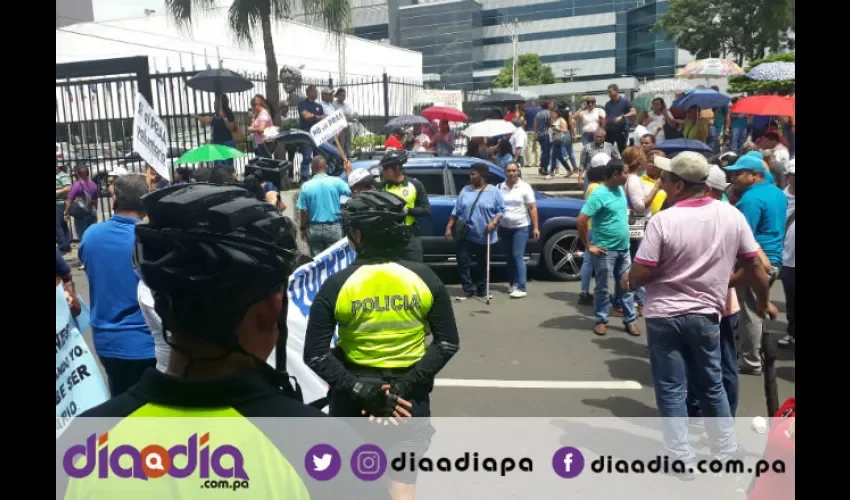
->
[304, 190, 460, 499]
[61, 183, 389, 500]
[380, 150, 431, 262]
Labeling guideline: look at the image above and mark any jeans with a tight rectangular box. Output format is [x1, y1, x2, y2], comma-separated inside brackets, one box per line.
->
[254, 143, 271, 158]
[616, 239, 646, 307]
[537, 134, 551, 171]
[549, 142, 570, 175]
[591, 250, 637, 326]
[730, 128, 747, 151]
[708, 125, 719, 153]
[214, 139, 236, 167]
[780, 266, 795, 339]
[647, 314, 737, 462]
[456, 238, 488, 294]
[562, 133, 577, 169]
[580, 230, 593, 293]
[73, 210, 98, 241]
[686, 312, 740, 417]
[307, 222, 343, 257]
[299, 143, 313, 182]
[56, 203, 71, 252]
[99, 356, 157, 397]
[498, 226, 529, 291]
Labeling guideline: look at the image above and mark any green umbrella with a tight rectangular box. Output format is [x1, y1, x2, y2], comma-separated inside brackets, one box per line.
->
[632, 95, 654, 113]
[175, 144, 246, 165]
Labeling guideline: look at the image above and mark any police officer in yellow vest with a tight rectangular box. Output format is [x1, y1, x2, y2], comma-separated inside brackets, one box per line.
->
[380, 150, 431, 262]
[304, 190, 459, 499]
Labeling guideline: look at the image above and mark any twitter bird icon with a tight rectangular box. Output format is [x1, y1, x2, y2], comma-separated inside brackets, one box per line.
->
[305, 444, 341, 481]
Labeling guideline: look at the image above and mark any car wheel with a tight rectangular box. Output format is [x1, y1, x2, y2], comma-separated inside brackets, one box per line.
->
[542, 229, 584, 281]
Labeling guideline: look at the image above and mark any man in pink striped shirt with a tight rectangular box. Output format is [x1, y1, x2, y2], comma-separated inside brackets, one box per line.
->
[621, 152, 777, 470]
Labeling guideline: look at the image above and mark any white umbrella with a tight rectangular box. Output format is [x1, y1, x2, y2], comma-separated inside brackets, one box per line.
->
[463, 120, 519, 138]
[636, 78, 695, 97]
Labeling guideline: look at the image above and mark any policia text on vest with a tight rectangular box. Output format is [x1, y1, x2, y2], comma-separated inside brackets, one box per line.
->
[383, 178, 430, 262]
[351, 294, 421, 315]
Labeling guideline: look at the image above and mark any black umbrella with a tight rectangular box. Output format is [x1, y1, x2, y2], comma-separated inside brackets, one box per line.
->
[186, 68, 254, 94]
[478, 92, 529, 106]
[386, 115, 430, 128]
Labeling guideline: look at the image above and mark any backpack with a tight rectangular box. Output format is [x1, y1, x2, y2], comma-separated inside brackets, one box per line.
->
[69, 182, 93, 218]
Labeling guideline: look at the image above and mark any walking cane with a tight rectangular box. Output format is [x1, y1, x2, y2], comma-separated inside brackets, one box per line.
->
[485, 235, 491, 306]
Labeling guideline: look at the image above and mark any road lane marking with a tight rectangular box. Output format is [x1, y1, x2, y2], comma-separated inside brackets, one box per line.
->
[435, 379, 643, 390]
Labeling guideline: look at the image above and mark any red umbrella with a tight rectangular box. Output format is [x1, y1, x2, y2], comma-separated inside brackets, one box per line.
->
[730, 95, 795, 117]
[421, 106, 468, 122]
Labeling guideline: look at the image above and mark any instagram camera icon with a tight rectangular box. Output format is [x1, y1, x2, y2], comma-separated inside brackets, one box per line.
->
[350, 444, 387, 481]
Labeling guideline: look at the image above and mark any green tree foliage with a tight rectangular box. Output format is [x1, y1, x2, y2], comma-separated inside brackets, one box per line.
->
[654, 0, 794, 66]
[491, 54, 557, 88]
[727, 52, 795, 94]
[165, 0, 351, 126]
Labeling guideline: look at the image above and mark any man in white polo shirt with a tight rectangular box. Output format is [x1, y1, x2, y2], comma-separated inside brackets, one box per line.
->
[621, 152, 777, 473]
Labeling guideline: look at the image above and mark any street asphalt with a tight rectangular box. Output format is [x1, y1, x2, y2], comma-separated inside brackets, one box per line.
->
[69, 262, 794, 419]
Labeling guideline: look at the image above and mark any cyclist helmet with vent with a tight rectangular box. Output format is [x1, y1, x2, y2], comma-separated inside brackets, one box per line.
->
[341, 190, 409, 256]
[378, 149, 409, 170]
[133, 183, 301, 380]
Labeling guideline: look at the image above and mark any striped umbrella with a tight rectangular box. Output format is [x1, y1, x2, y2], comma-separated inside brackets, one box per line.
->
[676, 58, 745, 79]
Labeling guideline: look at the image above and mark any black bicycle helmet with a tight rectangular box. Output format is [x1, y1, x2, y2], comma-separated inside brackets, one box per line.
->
[341, 190, 409, 249]
[134, 183, 300, 346]
[378, 149, 409, 170]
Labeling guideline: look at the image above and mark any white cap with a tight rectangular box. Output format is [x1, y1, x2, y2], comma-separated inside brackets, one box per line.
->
[107, 166, 129, 177]
[590, 153, 612, 169]
[706, 165, 729, 192]
[347, 168, 374, 187]
[787, 158, 795, 175]
[654, 151, 709, 183]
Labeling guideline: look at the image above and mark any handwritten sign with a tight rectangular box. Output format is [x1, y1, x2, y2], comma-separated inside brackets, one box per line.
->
[310, 108, 348, 146]
[56, 285, 109, 438]
[132, 94, 170, 181]
[268, 237, 355, 410]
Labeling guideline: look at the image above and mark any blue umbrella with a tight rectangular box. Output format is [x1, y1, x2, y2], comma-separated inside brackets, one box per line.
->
[656, 138, 713, 155]
[747, 62, 795, 81]
[672, 89, 731, 110]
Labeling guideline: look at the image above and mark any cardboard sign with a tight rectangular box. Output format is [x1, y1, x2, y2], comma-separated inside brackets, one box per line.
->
[132, 94, 171, 181]
[310, 108, 348, 146]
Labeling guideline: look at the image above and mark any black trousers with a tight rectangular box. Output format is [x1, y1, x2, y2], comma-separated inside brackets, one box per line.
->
[780, 266, 795, 338]
[606, 126, 628, 154]
[401, 234, 424, 262]
[99, 357, 157, 397]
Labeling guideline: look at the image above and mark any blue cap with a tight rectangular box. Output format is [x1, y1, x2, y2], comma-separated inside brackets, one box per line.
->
[745, 150, 764, 160]
[725, 155, 766, 174]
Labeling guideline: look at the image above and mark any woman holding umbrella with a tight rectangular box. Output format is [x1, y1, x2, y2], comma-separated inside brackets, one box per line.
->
[433, 120, 456, 156]
[191, 94, 238, 167]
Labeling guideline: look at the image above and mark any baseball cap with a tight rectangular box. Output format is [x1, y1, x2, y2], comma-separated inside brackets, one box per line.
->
[107, 166, 130, 177]
[654, 151, 709, 183]
[706, 165, 729, 192]
[725, 155, 766, 174]
[347, 168, 374, 188]
[321, 87, 334, 95]
[787, 158, 795, 175]
[590, 153, 612, 168]
[745, 150, 764, 161]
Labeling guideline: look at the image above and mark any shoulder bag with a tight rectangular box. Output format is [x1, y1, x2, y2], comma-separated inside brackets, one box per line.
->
[452, 187, 487, 240]
[69, 181, 93, 218]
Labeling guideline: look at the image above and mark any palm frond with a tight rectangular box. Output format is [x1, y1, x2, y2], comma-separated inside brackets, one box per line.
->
[300, 0, 351, 34]
[228, 0, 264, 45]
[164, 0, 219, 27]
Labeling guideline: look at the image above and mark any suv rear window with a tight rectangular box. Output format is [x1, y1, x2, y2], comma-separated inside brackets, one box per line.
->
[407, 172, 445, 195]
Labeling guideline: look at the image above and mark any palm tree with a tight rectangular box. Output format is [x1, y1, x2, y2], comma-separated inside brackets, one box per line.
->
[165, 0, 351, 126]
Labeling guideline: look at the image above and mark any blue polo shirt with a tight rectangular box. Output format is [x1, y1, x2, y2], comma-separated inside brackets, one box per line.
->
[604, 96, 633, 131]
[751, 115, 771, 129]
[735, 181, 787, 266]
[298, 99, 325, 131]
[79, 214, 154, 360]
[296, 173, 351, 224]
[524, 106, 541, 131]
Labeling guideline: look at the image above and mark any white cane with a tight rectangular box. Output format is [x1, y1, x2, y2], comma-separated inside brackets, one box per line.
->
[485, 234, 491, 306]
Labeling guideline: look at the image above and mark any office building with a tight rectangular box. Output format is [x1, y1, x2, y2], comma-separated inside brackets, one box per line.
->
[56, 0, 95, 27]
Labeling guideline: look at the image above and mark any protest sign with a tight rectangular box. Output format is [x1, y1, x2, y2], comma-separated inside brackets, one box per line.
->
[132, 94, 171, 181]
[56, 285, 109, 438]
[310, 108, 348, 146]
[269, 237, 356, 410]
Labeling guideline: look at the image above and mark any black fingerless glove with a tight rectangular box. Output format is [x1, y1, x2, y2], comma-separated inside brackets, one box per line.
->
[351, 381, 392, 415]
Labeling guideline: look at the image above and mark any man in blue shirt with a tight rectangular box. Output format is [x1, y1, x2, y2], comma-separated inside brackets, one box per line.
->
[726, 155, 786, 375]
[297, 85, 326, 183]
[604, 84, 636, 154]
[534, 101, 552, 174]
[79, 174, 155, 396]
[296, 156, 351, 257]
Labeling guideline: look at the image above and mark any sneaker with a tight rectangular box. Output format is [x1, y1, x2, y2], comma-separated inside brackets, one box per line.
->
[508, 285, 516, 294]
[577, 292, 593, 306]
[545, 175, 553, 180]
[509, 290, 527, 299]
[738, 365, 762, 376]
[777, 335, 795, 348]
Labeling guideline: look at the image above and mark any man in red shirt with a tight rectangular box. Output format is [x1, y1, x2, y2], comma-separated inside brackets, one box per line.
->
[385, 126, 405, 150]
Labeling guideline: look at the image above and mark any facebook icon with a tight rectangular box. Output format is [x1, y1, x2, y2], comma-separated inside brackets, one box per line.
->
[552, 446, 585, 479]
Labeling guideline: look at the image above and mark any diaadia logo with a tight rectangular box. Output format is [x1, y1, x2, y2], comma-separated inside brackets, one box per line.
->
[62, 432, 249, 481]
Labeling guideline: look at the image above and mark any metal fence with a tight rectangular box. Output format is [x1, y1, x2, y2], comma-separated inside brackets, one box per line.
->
[56, 57, 425, 219]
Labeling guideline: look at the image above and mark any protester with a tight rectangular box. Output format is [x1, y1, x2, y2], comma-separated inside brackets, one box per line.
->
[523, 101, 542, 167]
[56, 163, 73, 253]
[509, 118, 526, 166]
[631, 111, 651, 147]
[493, 139, 515, 168]
[639, 133, 656, 161]
[778, 161, 795, 349]
[385, 126, 406, 151]
[577, 153, 612, 306]
[347, 168, 377, 196]
[497, 162, 540, 299]
[445, 163, 505, 299]
[728, 98, 748, 151]
[604, 84, 636, 153]
[710, 86, 730, 154]
[725, 155, 787, 375]
[192, 94, 238, 167]
[296, 157, 352, 257]
[410, 124, 431, 152]
[333, 87, 358, 154]
[319, 88, 336, 116]
[79, 174, 155, 396]
[623, 152, 776, 473]
[576, 96, 606, 146]
[433, 120, 456, 156]
[248, 94, 274, 158]
[682, 106, 709, 143]
[297, 86, 326, 182]
[580, 128, 621, 190]
[534, 101, 552, 173]
[66, 164, 99, 243]
[576, 159, 640, 337]
[648, 97, 678, 145]
[547, 107, 573, 179]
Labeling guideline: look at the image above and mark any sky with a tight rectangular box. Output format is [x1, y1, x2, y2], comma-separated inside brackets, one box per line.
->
[91, 0, 228, 22]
